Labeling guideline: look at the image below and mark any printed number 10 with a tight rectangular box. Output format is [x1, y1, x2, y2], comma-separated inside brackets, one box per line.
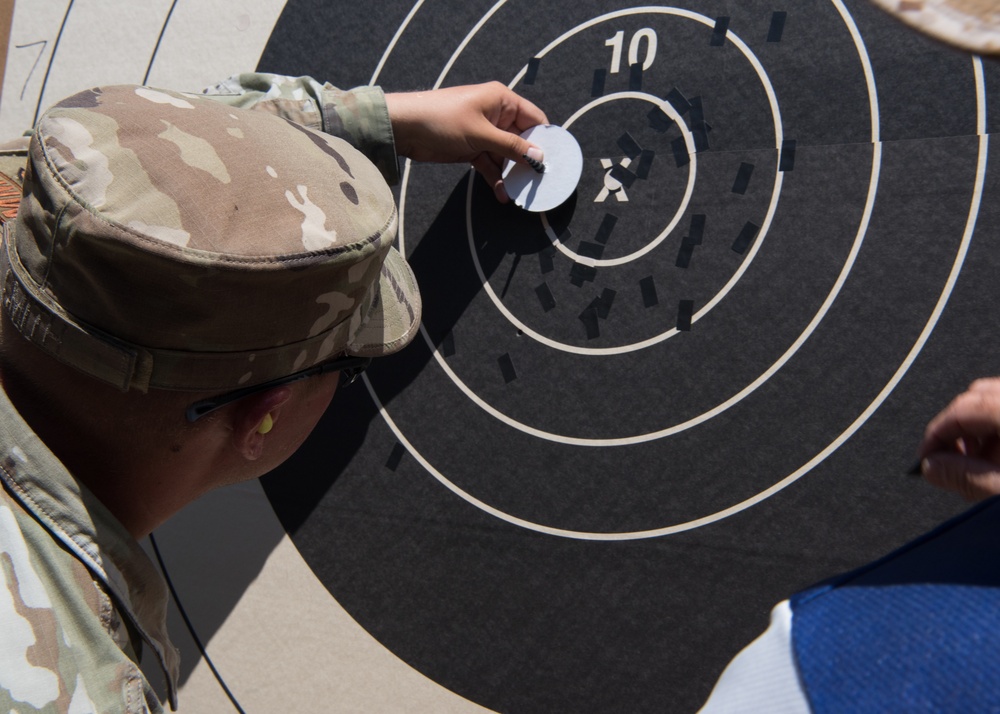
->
[604, 29, 658, 74]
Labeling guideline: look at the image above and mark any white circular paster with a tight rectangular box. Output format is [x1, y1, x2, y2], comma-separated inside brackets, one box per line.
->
[502, 124, 583, 212]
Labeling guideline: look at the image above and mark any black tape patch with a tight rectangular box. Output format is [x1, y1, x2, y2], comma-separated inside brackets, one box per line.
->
[385, 442, 406, 471]
[666, 87, 692, 116]
[690, 97, 705, 125]
[711, 17, 730, 46]
[579, 304, 600, 339]
[617, 132, 642, 159]
[441, 331, 456, 358]
[671, 137, 690, 167]
[690, 97, 710, 151]
[693, 125, 710, 152]
[648, 106, 673, 133]
[676, 239, 695, 268]
[677, 300, 694, 331]
[767, 12, 787, 42]
[779, 139, 797, 172]
[592, 68, 607, 97]
[539, 246, 556, 274]
[597, 288, 616, 319]
[498, 353, 517, 383]
[570, 262, 597, 286]
[635, 150, 655, 179]
[535, 282, 556, 312]
[689, 214, 706, 244]
[732, 221, 761, 254]
[578, 241, 605, 260]
[525, 57, 541, 84]
[732, 162, 755, 194]
[595, 213, 618, 244]
[629, 63, 643, 91]
[609, 164, 637, 188]
[640, 276, 658, 307]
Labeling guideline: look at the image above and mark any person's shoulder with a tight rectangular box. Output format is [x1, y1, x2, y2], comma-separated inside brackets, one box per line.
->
[0, 486, 160, 713]
[785, 498, 1000, 711]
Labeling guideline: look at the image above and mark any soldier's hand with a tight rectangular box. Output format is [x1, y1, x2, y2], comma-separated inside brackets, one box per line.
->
[918, 377, 1000, 501]
[385, 82, 548, 203]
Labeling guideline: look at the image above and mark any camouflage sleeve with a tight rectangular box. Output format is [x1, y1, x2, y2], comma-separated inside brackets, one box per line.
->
[0, 494, 164, 714]
[192, 73, 399, 184]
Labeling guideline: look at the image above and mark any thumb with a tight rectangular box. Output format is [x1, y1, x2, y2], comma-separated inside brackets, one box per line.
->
[923, 452, 1000, 501]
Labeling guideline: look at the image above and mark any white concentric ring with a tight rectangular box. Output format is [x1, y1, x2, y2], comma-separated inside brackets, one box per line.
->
[531, 91, 698, 267]
[408, 8, 787, 347]
[474, 9, 785, 345]
[396, 5, 872, 441]
[464, 88, 704, 353]
[372, 2, 982, 538]
[522, 12, 784, 270]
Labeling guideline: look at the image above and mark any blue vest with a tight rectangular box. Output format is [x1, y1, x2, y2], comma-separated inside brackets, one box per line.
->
[790, 497, 1000, 712]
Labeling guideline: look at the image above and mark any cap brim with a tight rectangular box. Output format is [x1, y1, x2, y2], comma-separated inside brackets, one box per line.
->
[346, 247, 422, 357]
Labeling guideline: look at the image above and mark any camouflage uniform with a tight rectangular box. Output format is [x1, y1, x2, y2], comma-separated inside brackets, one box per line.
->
[0, 74, 421, 712]
[0, 392, 174, 713]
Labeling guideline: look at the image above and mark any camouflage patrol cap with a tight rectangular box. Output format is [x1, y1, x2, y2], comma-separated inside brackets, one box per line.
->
[1, 84, 421, 392]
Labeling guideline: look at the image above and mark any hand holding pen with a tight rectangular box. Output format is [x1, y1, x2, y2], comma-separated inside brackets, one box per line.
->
[915, 377, 1000, 501]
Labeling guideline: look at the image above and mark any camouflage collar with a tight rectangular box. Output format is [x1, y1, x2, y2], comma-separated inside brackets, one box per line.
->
[0, 386, 179, 707]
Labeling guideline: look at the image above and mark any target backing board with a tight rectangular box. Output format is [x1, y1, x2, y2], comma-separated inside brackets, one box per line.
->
[4, 1, 1000, 712]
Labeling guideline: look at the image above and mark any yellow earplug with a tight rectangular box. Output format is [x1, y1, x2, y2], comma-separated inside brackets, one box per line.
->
[257, 413, 274, 435]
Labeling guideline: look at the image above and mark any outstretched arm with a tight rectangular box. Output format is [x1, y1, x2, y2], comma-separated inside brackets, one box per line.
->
[195, 75, 547, 201]
[193, 74, 399, 182]
[918, 377, 1000, 500]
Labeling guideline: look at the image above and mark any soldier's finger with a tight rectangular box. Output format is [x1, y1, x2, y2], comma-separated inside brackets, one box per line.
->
[920, 388, 1000, 459]
[967, 377, 1000, 395]
[923, 452, 1000, 501]
[472, 153, 508, 203]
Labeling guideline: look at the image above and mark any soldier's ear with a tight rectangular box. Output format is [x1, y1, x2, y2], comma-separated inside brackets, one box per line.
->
[230, 387, 292, 460]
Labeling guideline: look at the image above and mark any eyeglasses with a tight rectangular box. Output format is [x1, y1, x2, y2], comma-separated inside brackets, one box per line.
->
[185, 355, 372, 423]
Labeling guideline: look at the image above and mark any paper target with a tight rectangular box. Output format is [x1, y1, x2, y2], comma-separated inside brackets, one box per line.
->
[6, 2, 1000, 713]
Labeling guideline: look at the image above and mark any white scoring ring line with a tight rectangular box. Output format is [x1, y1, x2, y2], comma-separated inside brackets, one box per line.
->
[400, 6, 868, 444]
[533, 91, 697, 267]
[521, 9, 785, 270]
[371, 2, 979, 539]
[468, 9, 787, 353]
